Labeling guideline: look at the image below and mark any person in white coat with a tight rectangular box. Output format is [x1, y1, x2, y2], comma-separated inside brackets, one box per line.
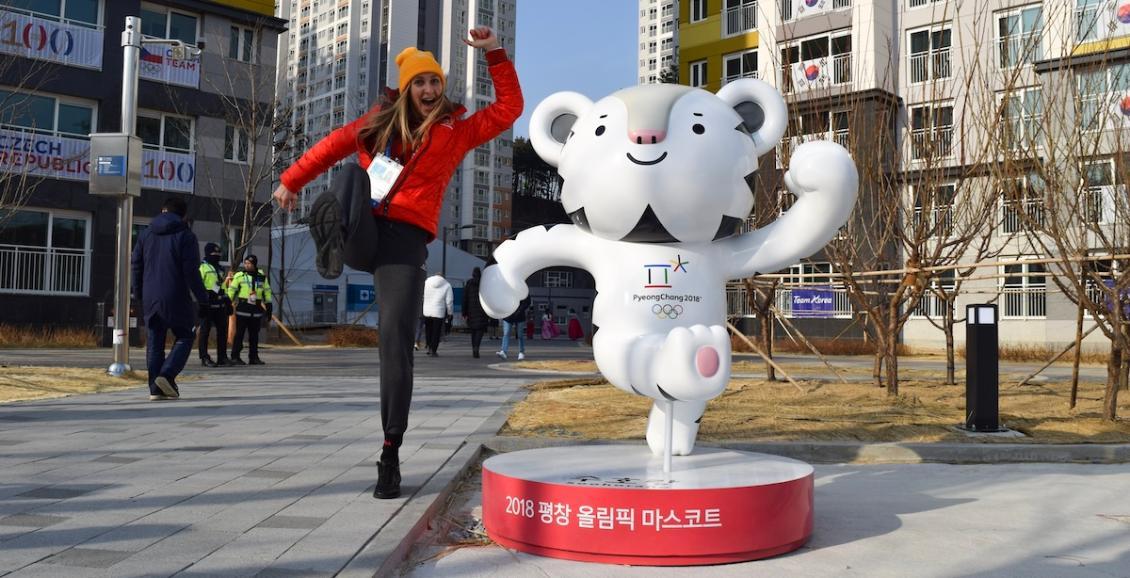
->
[421, 273, 453, 356]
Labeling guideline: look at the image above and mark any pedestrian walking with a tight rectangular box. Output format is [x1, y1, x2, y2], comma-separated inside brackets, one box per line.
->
[541, 311, 559, 340]
[197, 242, 232, 367]
[496, 295, 530, 360]
[422, 273, 453, 357]
[130, 197, 210, 401]
[227, 255, 272, 365]
[567, 308, 585, 342]
[272, 26, 521, 499]
[462, 267, 489, 358]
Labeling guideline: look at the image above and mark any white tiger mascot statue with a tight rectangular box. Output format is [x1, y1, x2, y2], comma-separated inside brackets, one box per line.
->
[480, 79, 858, 456]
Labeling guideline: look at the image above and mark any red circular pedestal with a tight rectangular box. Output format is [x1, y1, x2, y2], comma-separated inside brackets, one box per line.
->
[482, 445, 813, 566]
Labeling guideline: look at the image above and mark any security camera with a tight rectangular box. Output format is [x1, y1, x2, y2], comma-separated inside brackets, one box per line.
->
[196, 37, 206, 51]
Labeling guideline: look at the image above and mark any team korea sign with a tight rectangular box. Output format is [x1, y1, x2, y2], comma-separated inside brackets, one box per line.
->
[0, 9, 103, 70]
[0, 128, 196, 193]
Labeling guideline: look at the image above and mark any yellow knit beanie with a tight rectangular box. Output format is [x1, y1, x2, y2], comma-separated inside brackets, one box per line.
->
[396, 47, 445, 93]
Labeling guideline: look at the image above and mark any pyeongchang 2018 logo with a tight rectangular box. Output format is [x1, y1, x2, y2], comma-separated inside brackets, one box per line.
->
[633, 255, 700, 319]
[642, 255, 690, 289]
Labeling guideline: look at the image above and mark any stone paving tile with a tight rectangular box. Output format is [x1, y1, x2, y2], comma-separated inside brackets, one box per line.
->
[255, 515, 326, 530]
[42, 547, 133, 569]
[15, 487, 98, 500]
[0, 514, 70, 528]
[76, 521, 191, 553]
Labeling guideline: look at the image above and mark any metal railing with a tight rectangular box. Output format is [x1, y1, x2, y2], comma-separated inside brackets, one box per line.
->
[1001, 286, 1047, 318]
[1001, 200, 1046, 233]
[0, 245, 90, 295]
[723, 2, 758, 36]
[723, 70, 758, 85]
[909, 48, 951, 83]
[910, 126, 953, 159]
[832, 53, 851, 84]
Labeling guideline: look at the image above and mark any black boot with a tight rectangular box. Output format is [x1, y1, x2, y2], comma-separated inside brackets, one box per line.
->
[374, 460, 401, 499]
[200, 356, 217, 367]
[229, 357, 246, 366]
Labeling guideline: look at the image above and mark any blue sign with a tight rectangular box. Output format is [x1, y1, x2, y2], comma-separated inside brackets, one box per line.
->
[96, 155, 125, 176]
[1102, 279, 1130, 316]
[791, 287, 835, 318]
[346, 283, 375, 312]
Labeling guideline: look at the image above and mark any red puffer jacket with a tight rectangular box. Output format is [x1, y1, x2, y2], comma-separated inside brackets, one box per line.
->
[280, 49, 523, 241]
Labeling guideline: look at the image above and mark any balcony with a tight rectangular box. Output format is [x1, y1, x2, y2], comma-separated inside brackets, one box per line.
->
[1001, 200, 1046, 233]
[832, 53, 851, 84]
[910, 126, 954, 160]
[0, 245, 90, 295]
[1001, 287, 1047, 318]
[909, 49, 951, 84]
[723, 3, 757, 37]
[723, 70, 758, 86]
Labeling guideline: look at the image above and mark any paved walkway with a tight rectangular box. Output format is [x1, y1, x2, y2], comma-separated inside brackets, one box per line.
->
[0, 343, 531, 577]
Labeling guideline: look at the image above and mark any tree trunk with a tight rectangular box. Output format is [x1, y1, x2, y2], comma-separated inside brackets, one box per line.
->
[1070, 298, 1085, 409]
[873, 341, 883, 387]
[885, 306, 900, 396]
[1104, 343, 1122, 421]
[944, 297, 956, 385]
[761, 312, 776, 382]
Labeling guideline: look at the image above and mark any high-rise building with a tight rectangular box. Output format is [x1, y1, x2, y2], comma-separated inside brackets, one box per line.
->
[275, 0, 515, 259]
[0, 0, 285, 326]
[638, 0, 679, 84]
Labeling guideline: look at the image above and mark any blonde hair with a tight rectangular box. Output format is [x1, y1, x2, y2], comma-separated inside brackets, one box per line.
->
[358, 90, 456, 156]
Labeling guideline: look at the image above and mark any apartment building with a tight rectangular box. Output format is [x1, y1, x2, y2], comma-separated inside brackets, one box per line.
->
[679, 0, 1125, 350]
[0, 0, 284, 327]
[639, 0, 680, 84]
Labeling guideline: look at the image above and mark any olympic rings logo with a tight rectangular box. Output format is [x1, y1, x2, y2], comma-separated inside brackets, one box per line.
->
[652, 304, 683, 319]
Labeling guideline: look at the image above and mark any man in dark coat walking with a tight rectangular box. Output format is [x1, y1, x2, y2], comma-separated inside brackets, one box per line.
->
[131, 197, 210, 400]
[461, 267, 489, 358]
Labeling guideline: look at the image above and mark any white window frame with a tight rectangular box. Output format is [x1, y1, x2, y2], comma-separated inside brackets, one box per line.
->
[690, 59, 708, 88]
[0, 87, 97, 140]
[909, 269, 956, 319]
[139, 2, 200, 47]
[779, 31, 852, 92]
[1075, 0, 1103, 43]
[4, 0, 103, 28]
[722, 0, 757, 37]
[137, 110, 194, 153]
[996, 5, 1043, 69]
[228, 24, 256, 63]
[1076, 64, 1130, 133]
[224, 124, 250, 164]
[999, 172, 1046, 234]
[908, 0, 944, 8]
[911, 182, 956, 239]
[722, 48, 758, 85]
[1081, 158, 1119, 225]
[544, 270, 573, 288]
[908, 101, 954, 160]
[907, 25, 952, 84]
[1001, 259, 1047, 319]
[690, 0, 707, 22]
[999, 87, 1042, 151]
[0, 207, 92, 296]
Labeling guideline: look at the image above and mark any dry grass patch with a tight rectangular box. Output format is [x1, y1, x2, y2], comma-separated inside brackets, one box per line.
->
[328, 326, 379, 347]
[0, 325, 99, 348]
[0, 366, 147, 403]
[502, 375, 1130, 444]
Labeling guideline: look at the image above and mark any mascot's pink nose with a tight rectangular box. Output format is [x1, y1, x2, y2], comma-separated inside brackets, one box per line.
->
[628, 129, 666, 144]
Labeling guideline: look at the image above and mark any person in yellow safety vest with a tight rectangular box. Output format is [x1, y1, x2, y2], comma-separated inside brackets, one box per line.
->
[227, 254, 272, 365]
[197, 242, 232, 367]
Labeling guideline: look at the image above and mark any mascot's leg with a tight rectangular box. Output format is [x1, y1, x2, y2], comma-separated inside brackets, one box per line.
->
[653, 325, 732, 401]
[645, 400, 707, 456]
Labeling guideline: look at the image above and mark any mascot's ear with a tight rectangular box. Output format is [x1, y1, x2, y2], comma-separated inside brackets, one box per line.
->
[716, 79, 787, 157]
[530, 91, 593, 167]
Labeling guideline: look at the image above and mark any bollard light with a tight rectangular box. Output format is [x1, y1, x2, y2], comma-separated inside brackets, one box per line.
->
[965, 304, 1004, 432]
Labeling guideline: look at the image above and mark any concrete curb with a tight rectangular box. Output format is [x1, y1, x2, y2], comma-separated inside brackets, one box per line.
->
[482, 436, 1130, 465]
[339, 387, 529, 578]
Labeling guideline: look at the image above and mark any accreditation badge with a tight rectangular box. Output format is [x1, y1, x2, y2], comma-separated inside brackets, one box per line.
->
[367, 153, 404, 206]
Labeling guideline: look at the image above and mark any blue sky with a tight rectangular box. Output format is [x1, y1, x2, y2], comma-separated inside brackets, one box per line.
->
[511, 1, 637, 138]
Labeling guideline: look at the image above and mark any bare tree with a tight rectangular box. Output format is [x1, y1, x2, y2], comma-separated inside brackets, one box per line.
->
[0, 56, 57, 229]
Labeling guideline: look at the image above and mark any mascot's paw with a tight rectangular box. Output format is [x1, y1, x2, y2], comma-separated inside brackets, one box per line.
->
[784, 140, 853, 200]
[479, 265, 525, 319]
[653, 325, 731, 401]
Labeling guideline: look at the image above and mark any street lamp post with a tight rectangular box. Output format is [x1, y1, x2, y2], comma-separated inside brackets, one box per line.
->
[441, 224, 474, 277]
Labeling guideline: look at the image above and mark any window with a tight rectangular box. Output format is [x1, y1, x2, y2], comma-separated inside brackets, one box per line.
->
[723, 50, 757, 84]
[5, 0, 100, 27]
[911, 183, 955, 238]
[1001, 260, 1046, 318]
[723, 0, 757, 37]
[1076, 0, 1103, 42]
[784, 262, 834, 286]
[544, 270, 573, 288]
[1000, 173, 1046, 233]
[1076, 65, 1130, 132]
[910, 269, 955, 318]
[140, 4, 198, 46]
[909, 102, 954, 159]
[1000, 88, 1042, 150]
[137, 112, 192, 152]
[229, 26, 256, 62]
[908, 0, 944, 7]
[224, 124, 250, 163]
[0, 89, 94, 138]
[908, 27, 951, 83]
[780, 32, 851, 92]
[0, 208, 90, 295]
[1081, 160, 1118, 224]
[690, 60, 708, 88]
[690, 0, 707, 22]
[997, 5, 1042, 69]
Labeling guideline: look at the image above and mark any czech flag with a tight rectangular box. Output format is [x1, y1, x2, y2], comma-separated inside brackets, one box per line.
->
[141, 47, 163, 64]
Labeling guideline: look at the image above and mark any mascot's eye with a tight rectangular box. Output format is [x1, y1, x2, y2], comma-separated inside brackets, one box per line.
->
[595, 125, 606, 136]
[692, 123, 705, 135]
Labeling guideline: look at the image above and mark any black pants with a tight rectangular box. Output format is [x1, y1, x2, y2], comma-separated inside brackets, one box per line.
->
[423, 316, 444, 354]
[331, 163, 429, 440]
[470, 329, 485, 356]
[231, 314, 261, 360]
[197, 307, 229, 361]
